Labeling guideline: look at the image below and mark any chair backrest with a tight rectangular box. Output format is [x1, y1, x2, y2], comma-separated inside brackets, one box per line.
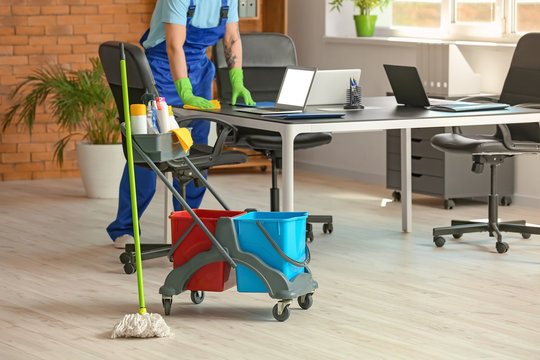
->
[499, 32, 540, 142]
[213, 33, 298, 102]
[98, 41, 159, 125]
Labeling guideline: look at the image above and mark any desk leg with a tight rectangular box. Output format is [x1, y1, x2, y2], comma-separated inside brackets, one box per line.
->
[400, 128, 412, 232]
[281, 130, 296, 212]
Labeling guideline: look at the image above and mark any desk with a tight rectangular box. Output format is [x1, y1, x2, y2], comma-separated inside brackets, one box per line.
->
[175, 96, 540, 232]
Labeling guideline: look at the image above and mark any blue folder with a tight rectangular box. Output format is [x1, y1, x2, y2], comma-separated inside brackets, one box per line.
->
[262, 112, 345, 119]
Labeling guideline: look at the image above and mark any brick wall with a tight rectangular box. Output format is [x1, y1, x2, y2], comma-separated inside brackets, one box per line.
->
[0, 0, 155, 181]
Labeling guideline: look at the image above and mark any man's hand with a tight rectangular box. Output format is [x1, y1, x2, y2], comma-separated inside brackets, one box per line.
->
[175, 77, 214, 108]
[229, 68, 255, 106]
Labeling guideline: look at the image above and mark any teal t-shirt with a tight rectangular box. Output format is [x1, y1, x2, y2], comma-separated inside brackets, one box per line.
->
[143, 0, 239, 49]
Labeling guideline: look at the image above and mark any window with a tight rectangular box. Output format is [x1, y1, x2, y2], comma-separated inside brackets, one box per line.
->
[516, 0, 540, 32]
[392, 0, 441, 28]
[455, 0, 497, 23]
[372, 0, 540, 40]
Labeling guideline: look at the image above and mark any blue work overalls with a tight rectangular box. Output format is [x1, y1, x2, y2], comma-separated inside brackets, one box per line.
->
[107, 0, 229, 241]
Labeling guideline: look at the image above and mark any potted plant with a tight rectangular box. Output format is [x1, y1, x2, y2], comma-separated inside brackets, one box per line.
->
[329, 0, 392, 37]
[2, 58, 125, 198]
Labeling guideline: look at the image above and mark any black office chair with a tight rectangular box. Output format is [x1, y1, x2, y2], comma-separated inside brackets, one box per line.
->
[431, 32, 540, 253]
[99, 41, 247, 273]
[213, 32, 334, 241]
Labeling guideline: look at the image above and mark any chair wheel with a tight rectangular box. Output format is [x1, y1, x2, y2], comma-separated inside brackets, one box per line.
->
[496, 242, 509, 253]
[323, 223, 333, 234]
[444, 199, 455, 209]
[306, 223, 314, 243]
[433, 236, 446, 247]
[119, 252, 131, 264]
[392, 190, 401, 202]
[190, 291, 205, 304]
[452, 233, 463, 239]
[500, 196, 512, 206]
[522, 233, 531, 239]
[123, 263, 136, 274]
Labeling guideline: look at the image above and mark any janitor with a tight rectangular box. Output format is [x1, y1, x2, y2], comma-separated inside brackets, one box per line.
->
[107, 0, 255, 248]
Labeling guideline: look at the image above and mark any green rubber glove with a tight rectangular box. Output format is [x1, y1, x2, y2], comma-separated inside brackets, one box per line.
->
[174, 77, 214, 108]
[229, 68, 255, 106]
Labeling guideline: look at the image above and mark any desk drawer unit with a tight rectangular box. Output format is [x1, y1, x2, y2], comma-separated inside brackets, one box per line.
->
[386, 128, 514, 208]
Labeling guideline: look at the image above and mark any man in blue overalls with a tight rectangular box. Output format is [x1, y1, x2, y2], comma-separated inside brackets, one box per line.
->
[108, 0, 255, 248]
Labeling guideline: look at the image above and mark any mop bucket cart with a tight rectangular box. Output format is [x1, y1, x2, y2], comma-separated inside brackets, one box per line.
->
[128, 126, 318, 322]
[160, 212, 318, 322]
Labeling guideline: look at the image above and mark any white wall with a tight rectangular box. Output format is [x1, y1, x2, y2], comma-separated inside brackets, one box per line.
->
[287, 0, 540, 206]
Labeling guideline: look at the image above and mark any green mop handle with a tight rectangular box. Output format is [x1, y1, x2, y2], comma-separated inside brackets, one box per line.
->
[119, 43, 146, 315]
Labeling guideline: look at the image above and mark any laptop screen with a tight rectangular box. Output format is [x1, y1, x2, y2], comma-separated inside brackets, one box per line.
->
[276, 67, 317, 107]
[383, 64, 430, 107]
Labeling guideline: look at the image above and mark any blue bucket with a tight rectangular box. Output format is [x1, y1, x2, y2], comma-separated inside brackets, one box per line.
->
[233, 212, 308, 292]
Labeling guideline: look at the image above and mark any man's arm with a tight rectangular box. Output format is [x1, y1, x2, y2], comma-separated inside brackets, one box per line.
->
[223, 22, 255, 105]
[223, 22, 242, 69]
[165, 22, 214, 108]
[164, 22, 188, 81]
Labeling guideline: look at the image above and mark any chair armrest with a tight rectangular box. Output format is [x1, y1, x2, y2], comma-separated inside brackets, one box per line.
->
[456, 95, 500, 103]
[450, 96, 499, 134]
[451, 126, 463, 135]
[513, 103, 540, 109]
[173, 114, 239, 159]
[497, 124, 540, 152]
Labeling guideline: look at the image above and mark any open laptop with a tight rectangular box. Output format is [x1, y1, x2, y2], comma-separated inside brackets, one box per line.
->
[383, 64, 509, 112]
[306, 69, 361, 105]
[235, 66, 317, 115]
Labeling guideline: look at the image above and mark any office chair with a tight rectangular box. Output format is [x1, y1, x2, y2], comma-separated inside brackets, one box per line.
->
[212, 32, 334, 241]
[430, 32, 540, 253]
[99, 41, 247, 273]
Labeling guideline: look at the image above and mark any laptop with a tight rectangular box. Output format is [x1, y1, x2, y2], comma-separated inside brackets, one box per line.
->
[235, 66, 317, 115]
[306, 69, 362, 105]
[383, 64, 509, 112]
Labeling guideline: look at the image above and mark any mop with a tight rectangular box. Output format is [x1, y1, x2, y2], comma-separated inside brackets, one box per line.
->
[111, 43, 172, 339]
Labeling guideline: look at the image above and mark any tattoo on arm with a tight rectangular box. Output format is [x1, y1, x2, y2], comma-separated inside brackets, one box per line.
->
[224, 37, 238, 68]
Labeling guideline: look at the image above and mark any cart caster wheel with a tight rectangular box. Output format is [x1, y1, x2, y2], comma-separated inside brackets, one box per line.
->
[496, 242, 509, 254]
[190, 291, 205, 304]
[272, 303, 290, 322]
[123, 263, 136, 274]
[119, 252, 131, 264]
[452, 233, 463, 239]
[500, 196, 512, 206]
[522, 233, 531, 239]
[298, 293, 313, 310]
[323, 223, 333, 234]
[444, 199, 455, 210]
[433, 236, 446, 248]
[162, 298, 172, 315]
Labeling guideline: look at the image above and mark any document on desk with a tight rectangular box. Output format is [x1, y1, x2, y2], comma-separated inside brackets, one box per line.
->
[426, 103, 510, 112]
[262, 112, 345, 119]
[232, 101, 276, 107]
[317, 106, 382, 112]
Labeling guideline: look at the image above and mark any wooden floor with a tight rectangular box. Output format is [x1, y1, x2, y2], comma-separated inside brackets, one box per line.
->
[1, 171, 540, 359]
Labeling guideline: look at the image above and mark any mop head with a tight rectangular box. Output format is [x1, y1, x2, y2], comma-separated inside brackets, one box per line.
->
[111, 312, 172, 339]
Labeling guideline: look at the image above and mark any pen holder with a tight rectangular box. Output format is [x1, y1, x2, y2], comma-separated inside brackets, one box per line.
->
[344, 86, 364, 110]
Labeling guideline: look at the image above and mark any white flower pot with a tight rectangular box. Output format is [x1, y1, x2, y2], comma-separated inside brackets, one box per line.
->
[76, 143, 125, 199]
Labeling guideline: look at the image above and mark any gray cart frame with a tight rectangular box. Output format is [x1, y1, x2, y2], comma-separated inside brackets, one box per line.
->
[130, 130, 318, 322]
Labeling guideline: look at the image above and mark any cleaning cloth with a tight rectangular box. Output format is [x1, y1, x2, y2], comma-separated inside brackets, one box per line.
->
[183, 99, 221, 110]
[169, 127, 193, 152]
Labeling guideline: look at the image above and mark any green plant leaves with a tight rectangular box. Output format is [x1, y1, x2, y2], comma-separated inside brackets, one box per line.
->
[2, 58, 120, 166]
